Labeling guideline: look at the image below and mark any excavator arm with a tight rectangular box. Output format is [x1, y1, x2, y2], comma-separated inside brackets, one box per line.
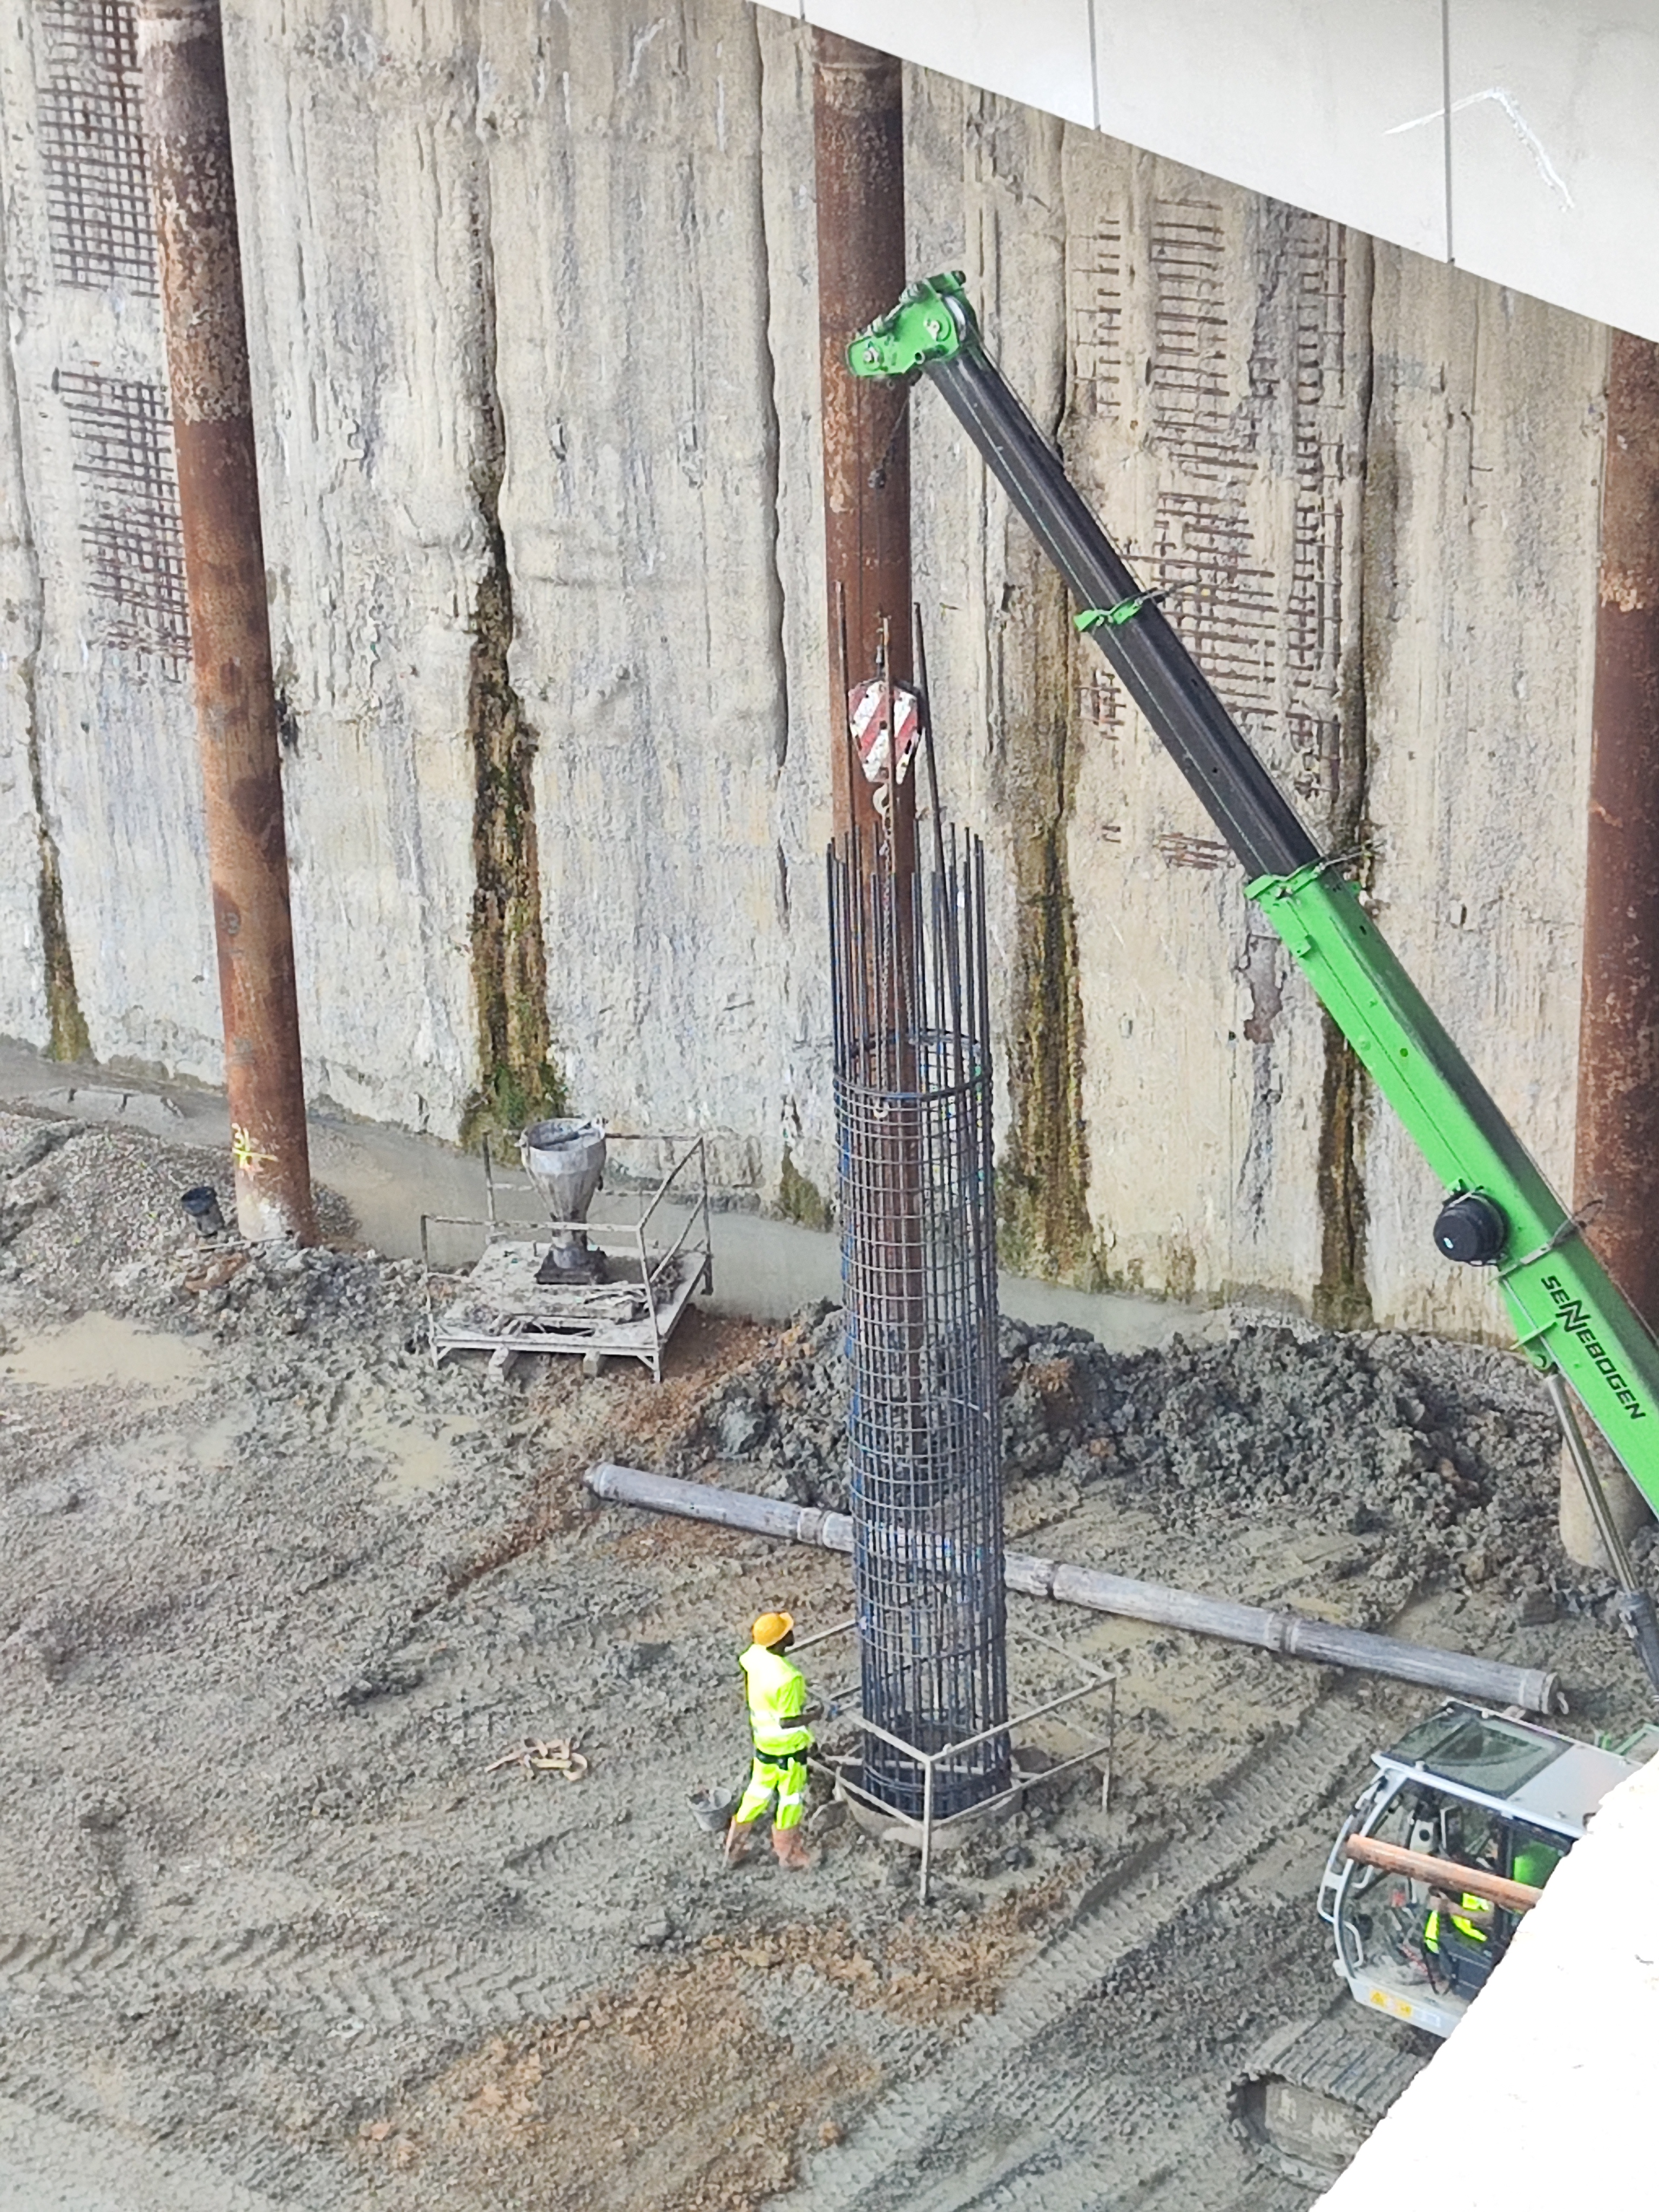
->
[849, 274, 1659, 1683]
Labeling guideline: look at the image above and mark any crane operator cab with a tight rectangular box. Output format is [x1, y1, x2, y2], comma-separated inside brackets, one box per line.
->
[1230, 1701, 1650, 2188]
[1320, 1700, 1644, 2039]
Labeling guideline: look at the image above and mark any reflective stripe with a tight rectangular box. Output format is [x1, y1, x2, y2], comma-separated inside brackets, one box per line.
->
[1451, 1893, 1489, 1944]
[735, 1783, 774, 1824]
[741, 1642, 811, 1753]
[1426, 1898, 1489, 1949]
[736, 1749, 809, 1830]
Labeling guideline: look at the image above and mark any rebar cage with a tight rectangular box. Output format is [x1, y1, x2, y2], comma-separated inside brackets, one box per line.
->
[828, 825, 1008, 1818]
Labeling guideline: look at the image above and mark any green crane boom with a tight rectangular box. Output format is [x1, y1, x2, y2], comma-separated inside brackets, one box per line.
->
[849, 273, 1659, 1686]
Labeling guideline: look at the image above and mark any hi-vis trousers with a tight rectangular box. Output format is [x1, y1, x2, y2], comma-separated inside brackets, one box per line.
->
[733, 1747, 808, 1831]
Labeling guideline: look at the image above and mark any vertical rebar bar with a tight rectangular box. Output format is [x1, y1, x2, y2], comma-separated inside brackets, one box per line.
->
[830, 826, 1007, 1818]
[136, 0, 314, 1242]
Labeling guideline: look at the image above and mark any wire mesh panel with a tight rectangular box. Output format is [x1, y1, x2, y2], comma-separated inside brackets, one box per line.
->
[829, 825, 1008, 1818]
[37, 0, 157, 295]
[57, 369, 190, 675]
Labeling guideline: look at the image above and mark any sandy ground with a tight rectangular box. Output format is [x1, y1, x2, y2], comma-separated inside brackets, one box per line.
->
[1, 1098, 1653, 2211]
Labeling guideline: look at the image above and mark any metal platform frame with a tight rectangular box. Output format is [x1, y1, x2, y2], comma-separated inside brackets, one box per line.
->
[795, 1609, 1117, 1902]
[419, 1132, 713, 1382]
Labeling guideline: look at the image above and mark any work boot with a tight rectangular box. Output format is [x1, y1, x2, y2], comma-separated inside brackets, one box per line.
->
[771, 1824, 812, 1872]
[724, 1818, 757, 1866]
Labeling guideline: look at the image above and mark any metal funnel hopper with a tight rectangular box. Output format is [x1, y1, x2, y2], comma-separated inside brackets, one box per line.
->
[520, 1118, 608, 1279]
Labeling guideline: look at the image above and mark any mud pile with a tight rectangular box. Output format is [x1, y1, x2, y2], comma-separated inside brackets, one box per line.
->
[683, 1304, 1620, 1615]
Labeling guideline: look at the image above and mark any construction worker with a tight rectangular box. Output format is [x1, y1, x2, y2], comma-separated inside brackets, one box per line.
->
[1423, 1822, 1514, 1995]
[1425, 1830, 1563, 1990]
[1423, 1890, 1492, 1956]
[1422, 1880, 1497, 1999]
[726, 1610, 818, 1871]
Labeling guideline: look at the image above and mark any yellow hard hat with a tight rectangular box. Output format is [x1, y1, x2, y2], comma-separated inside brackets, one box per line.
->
[751, 1610, 793, 1648]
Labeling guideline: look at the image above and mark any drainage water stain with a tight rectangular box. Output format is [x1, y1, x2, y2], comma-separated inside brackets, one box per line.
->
[1, 1312, 207, 1398]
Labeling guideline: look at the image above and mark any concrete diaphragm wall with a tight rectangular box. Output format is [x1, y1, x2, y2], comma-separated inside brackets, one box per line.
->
[0, 0, 1606, 1332]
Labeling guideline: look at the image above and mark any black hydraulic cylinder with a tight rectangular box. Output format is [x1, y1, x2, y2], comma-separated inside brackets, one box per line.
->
[929, 343, 1319, 884]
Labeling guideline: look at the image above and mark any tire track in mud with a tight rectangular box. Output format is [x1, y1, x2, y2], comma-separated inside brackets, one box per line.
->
[0, 1575, 721, 2041]
[863, 2093, 1313, 2212]
[780, 1698, 1364, 2211]
[0, 1919, 586, 2031]
[0, 2063, 322, 2212]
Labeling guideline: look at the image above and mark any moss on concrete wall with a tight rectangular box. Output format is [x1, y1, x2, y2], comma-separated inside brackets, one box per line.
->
[994, 551, 1101, 1287]
[778, 1145, 832, 1231]
[460, 234, 561, 1150]
[27, 682, 88, 1064]
[1313, 249, 1376, 1331]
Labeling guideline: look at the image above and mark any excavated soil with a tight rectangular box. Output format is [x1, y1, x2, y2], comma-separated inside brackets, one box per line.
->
[1, 1103, 1654, 2211]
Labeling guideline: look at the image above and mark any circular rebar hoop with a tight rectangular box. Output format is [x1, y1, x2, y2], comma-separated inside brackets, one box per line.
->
[829, 827, 1008, 1818]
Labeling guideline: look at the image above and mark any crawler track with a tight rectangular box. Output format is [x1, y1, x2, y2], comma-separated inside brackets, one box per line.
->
[783, 1697, 1366, 2210]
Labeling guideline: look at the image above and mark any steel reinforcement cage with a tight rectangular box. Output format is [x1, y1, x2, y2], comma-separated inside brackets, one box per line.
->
[828, 824, 1008, 1818]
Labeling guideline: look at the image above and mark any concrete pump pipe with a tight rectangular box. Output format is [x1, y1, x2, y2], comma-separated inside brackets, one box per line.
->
[585, 1463, 1563, 1716]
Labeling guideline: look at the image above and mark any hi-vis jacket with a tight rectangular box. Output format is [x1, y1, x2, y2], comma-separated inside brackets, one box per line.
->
[741, 1642, 812, 1759]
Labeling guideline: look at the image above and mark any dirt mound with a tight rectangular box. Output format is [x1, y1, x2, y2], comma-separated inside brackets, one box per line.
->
[354, 1946, 879, 2212]
[676, 1304, 1609, 1615]
[0, 1108, 356, 1330]
[354, 1857, 1086, 2212]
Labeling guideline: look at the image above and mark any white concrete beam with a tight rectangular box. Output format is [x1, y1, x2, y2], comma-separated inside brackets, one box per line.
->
[760, 1, 1659, 341]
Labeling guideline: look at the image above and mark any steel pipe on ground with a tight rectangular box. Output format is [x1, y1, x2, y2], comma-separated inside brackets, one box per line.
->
[585, 1464, 1562, 1716]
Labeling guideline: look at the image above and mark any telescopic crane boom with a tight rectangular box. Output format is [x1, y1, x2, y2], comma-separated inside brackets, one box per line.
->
[849, 273, 1659, 1690]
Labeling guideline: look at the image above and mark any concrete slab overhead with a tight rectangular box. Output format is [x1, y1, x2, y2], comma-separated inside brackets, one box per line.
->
[762, 1, 1659, 341]
[1089, 0, 1450, 265]
[1450, 0, 1659, 341]
[811, 0, 1098, 130]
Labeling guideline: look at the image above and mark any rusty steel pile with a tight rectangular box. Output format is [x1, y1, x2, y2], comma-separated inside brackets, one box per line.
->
[828, 821, 1009, 1818]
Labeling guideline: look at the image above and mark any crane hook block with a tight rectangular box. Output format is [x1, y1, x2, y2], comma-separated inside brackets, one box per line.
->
[847, 272, 977, 379]
[1434, 1191, 1508, 1266]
